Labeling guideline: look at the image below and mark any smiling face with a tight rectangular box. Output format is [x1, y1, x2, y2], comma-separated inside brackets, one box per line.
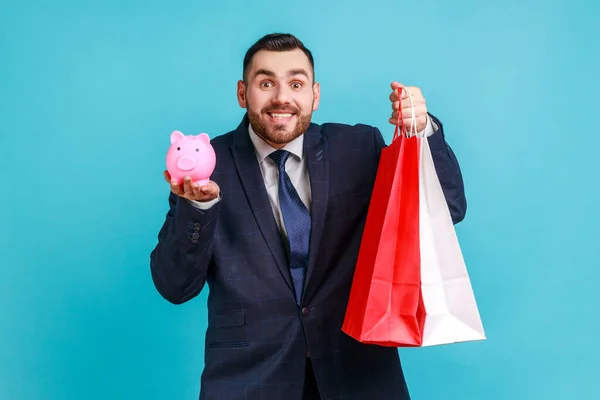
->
[237, 49, 320, 149]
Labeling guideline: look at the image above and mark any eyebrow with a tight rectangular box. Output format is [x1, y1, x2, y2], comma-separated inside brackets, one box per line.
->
[253, 68, 310, 80]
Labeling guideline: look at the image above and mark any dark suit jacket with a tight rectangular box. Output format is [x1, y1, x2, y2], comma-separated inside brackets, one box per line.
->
[150, 113, 466, 400]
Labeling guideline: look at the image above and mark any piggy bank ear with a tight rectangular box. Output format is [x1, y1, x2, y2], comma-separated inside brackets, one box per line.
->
[198, 133, 210, 145]
[170, 130, 185, 144]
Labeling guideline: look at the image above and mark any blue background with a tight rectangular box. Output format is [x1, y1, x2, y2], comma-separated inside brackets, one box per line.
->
[1, 0, 598, 399]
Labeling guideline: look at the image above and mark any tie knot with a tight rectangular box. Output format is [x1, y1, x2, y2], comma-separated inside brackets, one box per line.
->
[268, 149, 290, 168]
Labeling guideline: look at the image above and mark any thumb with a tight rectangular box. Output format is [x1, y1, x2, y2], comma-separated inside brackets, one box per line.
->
[391, 81, 404, 90]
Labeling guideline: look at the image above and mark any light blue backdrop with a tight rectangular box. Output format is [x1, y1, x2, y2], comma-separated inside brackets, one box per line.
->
[1, 0, 598, 399]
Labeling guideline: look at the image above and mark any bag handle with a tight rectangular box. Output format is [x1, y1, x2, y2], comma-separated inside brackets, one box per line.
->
[392, 86, 418, 141]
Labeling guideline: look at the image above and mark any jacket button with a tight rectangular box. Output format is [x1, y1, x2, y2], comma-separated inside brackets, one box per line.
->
[301, 307, 310, 317]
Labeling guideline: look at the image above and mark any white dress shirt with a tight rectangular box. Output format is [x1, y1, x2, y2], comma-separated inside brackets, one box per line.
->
[246, 124, 312, 239]
[187, 114, 438, 239]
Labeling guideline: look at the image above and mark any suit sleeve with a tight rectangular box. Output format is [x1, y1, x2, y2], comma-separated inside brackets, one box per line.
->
[149, 191, 220, 304]
[372, 112, 467, 224]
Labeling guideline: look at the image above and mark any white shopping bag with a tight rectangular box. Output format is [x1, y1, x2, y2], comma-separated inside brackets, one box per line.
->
[412, 95, 486, 346]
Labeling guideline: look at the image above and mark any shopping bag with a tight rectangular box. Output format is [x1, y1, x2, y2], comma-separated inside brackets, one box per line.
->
[341, 96, 423, 347]
[341, 88, 485, 347]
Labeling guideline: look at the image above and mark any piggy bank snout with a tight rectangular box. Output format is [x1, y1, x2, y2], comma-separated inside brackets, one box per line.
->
[176, 155, 197, 171]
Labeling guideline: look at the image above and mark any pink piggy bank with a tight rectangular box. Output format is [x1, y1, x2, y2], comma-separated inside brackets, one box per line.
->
[166, 130, 216, 186]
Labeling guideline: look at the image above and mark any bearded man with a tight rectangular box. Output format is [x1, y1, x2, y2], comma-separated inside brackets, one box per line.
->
[150, 32, 467, 400]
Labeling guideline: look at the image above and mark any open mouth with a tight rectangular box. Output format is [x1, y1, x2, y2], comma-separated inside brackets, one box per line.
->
[266, 111, 295, 121]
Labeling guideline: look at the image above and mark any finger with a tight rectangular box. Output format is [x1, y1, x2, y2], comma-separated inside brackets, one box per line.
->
[394, 96, 428, 112]
[201, 182, 219, 198]
[400, 97, 426, 110]
[391, 109, 426, 121]
[165, 170, 184, 195]
[390, 82, 418, 100]
[188, 182, 219, 202]
[170, 180, 184, 196]
[389, 82, 406, 102]
[389, 87, 405, 102]
[390, 87, 421, 103]
[192, 184, 205, 199]
[391, 98, 425, 111]
[390, 81, 404, 90]
[399, 86, 422, 101]
[182, 176, 197, 197]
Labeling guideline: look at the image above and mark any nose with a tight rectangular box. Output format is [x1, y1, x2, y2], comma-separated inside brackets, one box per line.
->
[274, 85, 292, 104]
[177, 156, 196, 171]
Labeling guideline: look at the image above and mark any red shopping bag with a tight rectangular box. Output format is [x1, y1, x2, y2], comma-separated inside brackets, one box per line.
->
[341, 88, 425, 347]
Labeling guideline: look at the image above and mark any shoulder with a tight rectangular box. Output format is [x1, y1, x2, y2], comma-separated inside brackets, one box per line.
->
[319, 121, 380, 138]
[317, 121, 386, 151]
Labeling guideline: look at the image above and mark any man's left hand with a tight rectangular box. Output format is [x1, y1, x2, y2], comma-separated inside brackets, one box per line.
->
[389, 81, 428, 133]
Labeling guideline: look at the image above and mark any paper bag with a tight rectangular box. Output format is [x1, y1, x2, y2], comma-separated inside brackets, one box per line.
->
[342, 88, 485, 347]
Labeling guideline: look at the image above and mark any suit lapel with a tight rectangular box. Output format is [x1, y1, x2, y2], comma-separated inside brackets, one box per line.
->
[302, 123, 329, 303]
[230, 115, 293, 293]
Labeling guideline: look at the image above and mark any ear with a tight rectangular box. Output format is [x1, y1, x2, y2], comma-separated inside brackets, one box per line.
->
[312, 82, 321, 112]
[237, 80, 247, 108]
[198, 133, 210, 144]
[170, 130, 185, 144]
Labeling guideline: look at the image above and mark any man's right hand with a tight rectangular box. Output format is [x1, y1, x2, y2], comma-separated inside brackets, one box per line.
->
[163, 170, 220, 202]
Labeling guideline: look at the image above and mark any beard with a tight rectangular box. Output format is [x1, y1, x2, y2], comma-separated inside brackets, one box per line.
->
[247, 102, 313, 146]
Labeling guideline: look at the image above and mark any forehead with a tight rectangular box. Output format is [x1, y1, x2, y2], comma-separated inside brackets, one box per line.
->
[248, 49, 313, 80]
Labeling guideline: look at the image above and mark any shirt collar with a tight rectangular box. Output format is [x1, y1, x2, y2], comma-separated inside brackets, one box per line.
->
[248, 122, 304, 163]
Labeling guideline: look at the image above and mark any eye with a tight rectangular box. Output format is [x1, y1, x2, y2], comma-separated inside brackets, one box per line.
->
[196, 148, 199, 152]
[177, 147, 180, 150]
[291, 82, 303, 89]
[260, 81, 274, 88]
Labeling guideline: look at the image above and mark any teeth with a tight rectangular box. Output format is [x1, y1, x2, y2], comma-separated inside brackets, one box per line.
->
[270, 113, 292, 119]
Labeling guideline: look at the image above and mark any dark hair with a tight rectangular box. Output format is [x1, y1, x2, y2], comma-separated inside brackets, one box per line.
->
[242, 33, 315, 82]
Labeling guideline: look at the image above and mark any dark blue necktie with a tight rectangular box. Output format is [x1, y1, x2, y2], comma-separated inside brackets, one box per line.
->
[269, 150, 311, 305]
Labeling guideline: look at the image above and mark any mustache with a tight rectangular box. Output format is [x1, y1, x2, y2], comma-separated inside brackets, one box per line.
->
[263, 105, 298, 114]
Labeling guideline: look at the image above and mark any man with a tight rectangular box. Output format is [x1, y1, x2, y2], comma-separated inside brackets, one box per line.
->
[150, 33, 466, 400]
